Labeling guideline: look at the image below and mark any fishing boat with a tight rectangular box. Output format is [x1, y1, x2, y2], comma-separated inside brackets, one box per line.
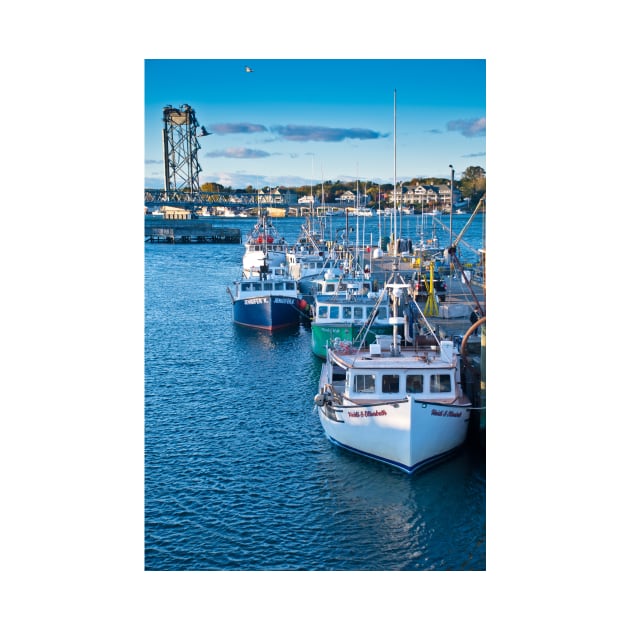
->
[285, 213, 342, 295]
[310, 278, 393, 359]
[227, 263, 310, 330]
[313, 88, 472, 473]
[313, 275, 472, 473]
[242, 210, 289, 278]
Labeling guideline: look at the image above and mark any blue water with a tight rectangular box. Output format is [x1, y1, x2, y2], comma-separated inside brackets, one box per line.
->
[145, 214, 486, 570]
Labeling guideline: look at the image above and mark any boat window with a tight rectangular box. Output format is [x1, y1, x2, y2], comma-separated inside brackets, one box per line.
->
[251, 283, 261, 291]
[329, 306, 340, 319]
[317, 305, 328, 318]
[325, 284, 335, 292]
[274, 283, 284, 290]
[354, 306, 363, 319]
[286, 282, 295, 290]
[264, 282, 273, 290]
[430, 374, 452, 393]
[354, 374, 376, 393]
[342, 306, 352, 318]
[382, 374, 400, 393]
[406, 375, 424, 393]
[377, 306, 387, 320]
[241, 283, 251, 291]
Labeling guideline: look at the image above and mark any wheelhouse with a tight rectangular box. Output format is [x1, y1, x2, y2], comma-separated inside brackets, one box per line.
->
[315, 302, 389, 324]
[236, 279, 297, 298]
[346, 368, 455, 398]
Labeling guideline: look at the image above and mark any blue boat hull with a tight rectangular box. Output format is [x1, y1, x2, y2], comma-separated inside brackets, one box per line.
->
[233, 295, 302, 330]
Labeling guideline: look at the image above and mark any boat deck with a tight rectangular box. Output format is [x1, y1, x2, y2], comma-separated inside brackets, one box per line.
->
[368, 255, 485, 338]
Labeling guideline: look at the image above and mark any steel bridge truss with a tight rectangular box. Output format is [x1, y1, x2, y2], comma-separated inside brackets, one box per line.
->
[162, 104, 204, 194]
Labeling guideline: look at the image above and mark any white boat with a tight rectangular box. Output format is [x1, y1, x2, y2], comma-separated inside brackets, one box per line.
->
[313, 89, 471, 473]
[242, 210, 289, 278]
[314, 276, 472, 473]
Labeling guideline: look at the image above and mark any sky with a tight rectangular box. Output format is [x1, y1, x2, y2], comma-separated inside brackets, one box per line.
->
[145, 59, 485, 191]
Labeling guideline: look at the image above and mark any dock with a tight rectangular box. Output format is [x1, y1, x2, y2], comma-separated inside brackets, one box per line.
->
[145, 217, 241, 244]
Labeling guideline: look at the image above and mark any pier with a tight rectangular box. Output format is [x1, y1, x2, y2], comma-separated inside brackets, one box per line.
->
[145, 217, 241, 244]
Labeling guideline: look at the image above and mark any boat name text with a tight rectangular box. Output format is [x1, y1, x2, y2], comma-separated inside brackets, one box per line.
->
[431, 409, 463, 417]
[348, 409, 387, 418]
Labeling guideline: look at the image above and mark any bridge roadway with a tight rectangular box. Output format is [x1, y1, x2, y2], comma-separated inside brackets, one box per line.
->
[144, 189, 297, 209]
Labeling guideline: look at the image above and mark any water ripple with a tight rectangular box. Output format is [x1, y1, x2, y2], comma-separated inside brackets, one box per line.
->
[145, 223, 485, 571]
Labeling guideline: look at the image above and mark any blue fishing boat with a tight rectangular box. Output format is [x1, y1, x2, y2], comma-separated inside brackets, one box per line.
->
[227, 263, 310, 331]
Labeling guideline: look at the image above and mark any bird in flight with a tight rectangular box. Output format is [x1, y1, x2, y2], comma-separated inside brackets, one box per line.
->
[245, 66, 254, 73]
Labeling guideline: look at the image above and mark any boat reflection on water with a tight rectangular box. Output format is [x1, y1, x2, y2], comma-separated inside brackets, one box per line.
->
[311, 440, 485, 569]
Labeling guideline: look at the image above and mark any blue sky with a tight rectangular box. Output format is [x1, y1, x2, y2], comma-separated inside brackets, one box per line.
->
[145, 59, 485, 190]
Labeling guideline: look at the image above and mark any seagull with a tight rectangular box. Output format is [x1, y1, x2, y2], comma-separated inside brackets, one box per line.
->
[245, 66, 254, 73]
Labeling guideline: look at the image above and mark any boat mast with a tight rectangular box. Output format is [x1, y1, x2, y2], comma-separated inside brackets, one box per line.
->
[391, 88, 402, 356]
[392, 89, 397, 255]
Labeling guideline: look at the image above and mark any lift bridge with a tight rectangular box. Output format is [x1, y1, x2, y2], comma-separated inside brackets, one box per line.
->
[147, 103, 293, 212]
[144, 188, 294, 211]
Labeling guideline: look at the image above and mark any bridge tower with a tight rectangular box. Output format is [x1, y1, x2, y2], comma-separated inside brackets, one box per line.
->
[161, 104, 209, 196]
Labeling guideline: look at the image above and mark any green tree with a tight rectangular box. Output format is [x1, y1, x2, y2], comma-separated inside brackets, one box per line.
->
[459, 166, 486, 205]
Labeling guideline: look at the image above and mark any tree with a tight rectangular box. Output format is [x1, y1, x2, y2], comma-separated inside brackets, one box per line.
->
[459, 166, 486, 205]
[201, 182, 224, 193]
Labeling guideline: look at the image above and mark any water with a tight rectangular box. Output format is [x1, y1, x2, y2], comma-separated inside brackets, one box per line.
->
[145, 214, 486, 570]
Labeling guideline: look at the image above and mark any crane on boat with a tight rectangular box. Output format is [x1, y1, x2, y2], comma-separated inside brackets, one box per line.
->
[451, 192, 485, 249]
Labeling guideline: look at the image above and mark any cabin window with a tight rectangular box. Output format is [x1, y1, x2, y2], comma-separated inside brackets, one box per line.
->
[339, 283, 347, 291]
[251, 283, 261, 291]
[274, 283, 284, 290]
[325, 284, 335, 292]
[241, 283, 251, 291]
[317, 305, 328, 318]
[286, 282, 295, 290]
[354, 306, 363, 319]
[329, 306, 340, 319]
[342, 306, 352, 319]
[406, 375, 424, 393]
[430, 374, 452, 393]
[382, 374, 400, 393]
[354, 373, 376, 393]
[376, 306, 387, 320]
[264, 282, 273, 290]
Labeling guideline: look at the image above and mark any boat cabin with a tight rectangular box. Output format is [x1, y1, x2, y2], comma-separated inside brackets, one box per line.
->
[313, 278, 373, 297]
[236, 278, 297, 298]
[345, 369, 454, 397]
[328, 363, 457, 405]
[315, 301, 389, 324]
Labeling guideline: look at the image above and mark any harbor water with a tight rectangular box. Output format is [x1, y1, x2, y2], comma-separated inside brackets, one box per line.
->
[145, 214, 486, 570]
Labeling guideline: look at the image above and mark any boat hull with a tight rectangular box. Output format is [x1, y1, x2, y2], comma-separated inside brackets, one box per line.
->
[317, 397, 470, 473]
[233, 295, 302, 330]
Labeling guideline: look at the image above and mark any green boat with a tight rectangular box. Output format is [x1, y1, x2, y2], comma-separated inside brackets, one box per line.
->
[310, 292, 394, 359]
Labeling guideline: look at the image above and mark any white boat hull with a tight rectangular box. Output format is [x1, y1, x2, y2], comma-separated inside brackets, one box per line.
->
[317, 396, 470, 473]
